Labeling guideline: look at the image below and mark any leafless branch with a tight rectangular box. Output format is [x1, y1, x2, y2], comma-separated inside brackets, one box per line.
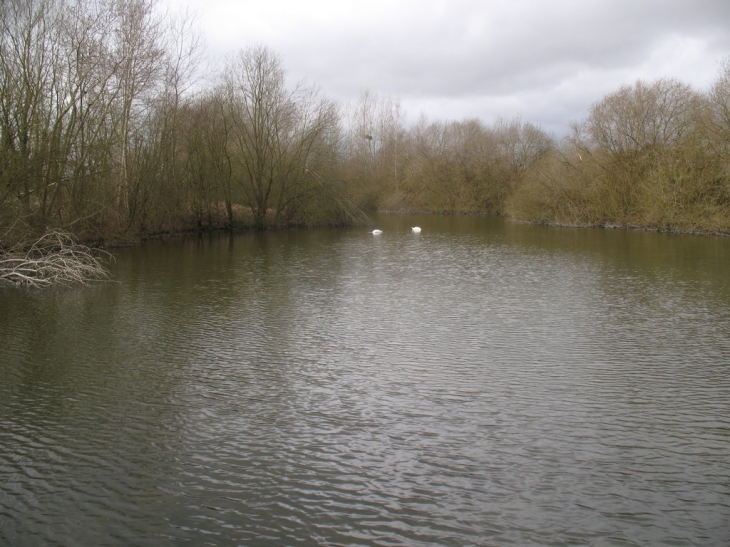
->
[0, 230, 112, 289]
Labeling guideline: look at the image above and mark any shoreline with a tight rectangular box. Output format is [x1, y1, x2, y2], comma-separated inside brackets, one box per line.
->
[377, 209, 730, 237]
[18, 208, 730, 253]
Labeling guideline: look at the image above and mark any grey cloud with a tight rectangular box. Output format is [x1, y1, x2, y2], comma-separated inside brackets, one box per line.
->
[190, 0, 730, 132]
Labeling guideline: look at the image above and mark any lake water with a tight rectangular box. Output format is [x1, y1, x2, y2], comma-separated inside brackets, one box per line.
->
[1, 214, 729, 546]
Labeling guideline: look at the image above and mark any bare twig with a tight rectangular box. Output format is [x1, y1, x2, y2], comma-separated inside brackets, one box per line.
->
[0, 231, 112, 289]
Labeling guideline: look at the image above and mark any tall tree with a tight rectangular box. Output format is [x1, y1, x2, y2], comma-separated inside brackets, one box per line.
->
[110, 0, 165, 215]
[223, 45, 338, 229]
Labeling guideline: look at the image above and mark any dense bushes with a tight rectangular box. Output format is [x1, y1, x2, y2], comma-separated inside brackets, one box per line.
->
[345, 69, 730, 235]
[505, 72, 730, 232]
[0, 0, 353, 247]
[2, 0, 729, 249]
[395, 118, 553, 213]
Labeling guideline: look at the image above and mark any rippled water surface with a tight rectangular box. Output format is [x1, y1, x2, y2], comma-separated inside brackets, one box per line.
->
[1, 214, 729, 546]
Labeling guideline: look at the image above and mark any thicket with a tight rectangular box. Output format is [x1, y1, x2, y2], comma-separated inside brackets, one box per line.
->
[505, 70, 730, 233]
[0, 0, 362, 250]
[363, 71, 730, 235]
[2, 0, 729, 260]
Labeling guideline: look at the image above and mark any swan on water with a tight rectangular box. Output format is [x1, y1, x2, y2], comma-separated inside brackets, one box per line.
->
[372, 229, 383, 234]
[412, 227, 421, 233]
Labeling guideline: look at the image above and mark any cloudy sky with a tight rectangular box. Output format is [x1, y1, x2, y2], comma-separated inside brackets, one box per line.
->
[174, 0, 730, 135]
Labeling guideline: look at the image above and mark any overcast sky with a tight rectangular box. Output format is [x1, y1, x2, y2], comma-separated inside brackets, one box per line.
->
[174, 0, 730, 136]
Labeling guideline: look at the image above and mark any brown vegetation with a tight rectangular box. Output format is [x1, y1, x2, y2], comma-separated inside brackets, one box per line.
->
[1, 0, 729, 278]
[505, 73, 730, 233]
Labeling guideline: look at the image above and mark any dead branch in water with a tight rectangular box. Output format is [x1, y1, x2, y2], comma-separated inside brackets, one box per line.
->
[0, 231, 112, 289]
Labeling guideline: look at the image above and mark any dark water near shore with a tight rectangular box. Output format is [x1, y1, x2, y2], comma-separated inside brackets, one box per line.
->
[1, 214, 729, 546]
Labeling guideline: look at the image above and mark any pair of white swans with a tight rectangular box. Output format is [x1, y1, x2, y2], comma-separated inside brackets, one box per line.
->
[371, 227, 421, 234]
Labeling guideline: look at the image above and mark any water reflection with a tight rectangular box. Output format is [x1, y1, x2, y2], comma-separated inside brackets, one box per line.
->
[1, 215, 729, 546]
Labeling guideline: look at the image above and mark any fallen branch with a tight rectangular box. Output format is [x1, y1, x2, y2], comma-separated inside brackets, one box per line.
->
[0, 230, 112, 289]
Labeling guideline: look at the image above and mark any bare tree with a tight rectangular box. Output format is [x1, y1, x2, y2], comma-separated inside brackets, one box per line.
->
[223, 45, 339, 229]
[0, 0, 62, 229]
[200, 89, 237, 227]
[343, 90, 403, 194]
[581, 78, 700, 160]
[705, 57, 730, 158]
[0, 0, 204, 241]
[110, 0, 166, 213]
[495, 117, 554, 173]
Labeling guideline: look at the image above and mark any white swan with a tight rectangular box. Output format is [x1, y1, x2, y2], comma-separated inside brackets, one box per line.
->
[411, 227, 421, 233]
[371, 229, 383, 234]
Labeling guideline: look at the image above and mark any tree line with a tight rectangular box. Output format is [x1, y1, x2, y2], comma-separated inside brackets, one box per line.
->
[506, 70, 730, 232]
[2, 0, 729, 250]
[0, 0, 356, 246]
[355, 69, 730, 235]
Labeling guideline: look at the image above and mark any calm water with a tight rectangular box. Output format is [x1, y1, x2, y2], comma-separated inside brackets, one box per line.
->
[1, 214, 729, 546]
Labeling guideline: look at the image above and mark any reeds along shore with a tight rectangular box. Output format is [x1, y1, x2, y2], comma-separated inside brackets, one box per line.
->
[2, 0, 729, 249]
